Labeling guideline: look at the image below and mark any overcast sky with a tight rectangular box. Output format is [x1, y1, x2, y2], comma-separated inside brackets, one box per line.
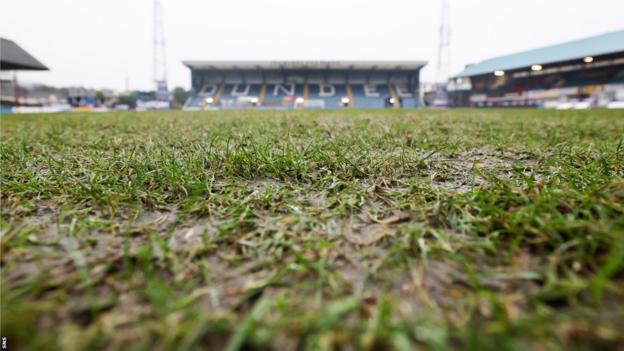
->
[2, 0, 623, 91]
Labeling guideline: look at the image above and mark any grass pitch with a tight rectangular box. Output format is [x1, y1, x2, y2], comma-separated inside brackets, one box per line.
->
[1, 109, 623, 350]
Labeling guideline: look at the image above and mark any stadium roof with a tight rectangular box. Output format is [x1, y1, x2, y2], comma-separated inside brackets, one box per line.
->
[0, 38, 48, 71]
[455, 30, 624, 78]
[183, 60, 427, 71]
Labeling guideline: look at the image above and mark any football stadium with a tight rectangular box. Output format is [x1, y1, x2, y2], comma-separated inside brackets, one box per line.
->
[448, 30, 624, 108]
[182, 61, 425, 110]
[2, 1, 624, 350]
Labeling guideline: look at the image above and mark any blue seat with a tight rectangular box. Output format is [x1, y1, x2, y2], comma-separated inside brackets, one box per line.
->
[217, 84, 263, 109]
[183, 95, 204, 110]
[351, 84, 388, 109]
[307, 84, 348, 109]
[400, 97, 418, 108]
[263, 84, 304, 105]
[219, 84, 262, 99]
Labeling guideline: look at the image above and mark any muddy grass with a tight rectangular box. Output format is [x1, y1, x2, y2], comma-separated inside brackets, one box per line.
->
[1, 109, 623, 350]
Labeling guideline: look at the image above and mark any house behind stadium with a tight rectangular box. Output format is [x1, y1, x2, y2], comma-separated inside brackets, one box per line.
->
[182, 61, 426, 110]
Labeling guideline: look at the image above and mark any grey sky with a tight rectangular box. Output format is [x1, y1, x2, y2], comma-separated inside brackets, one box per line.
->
[1, 0, 622, 91]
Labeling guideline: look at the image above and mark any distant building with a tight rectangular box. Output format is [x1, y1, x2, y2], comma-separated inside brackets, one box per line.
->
[449, 30, 624, 108]
[182, 61, 426, 110]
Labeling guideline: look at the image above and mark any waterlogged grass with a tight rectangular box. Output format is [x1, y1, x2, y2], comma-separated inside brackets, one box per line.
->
[1, 109, 623, 350]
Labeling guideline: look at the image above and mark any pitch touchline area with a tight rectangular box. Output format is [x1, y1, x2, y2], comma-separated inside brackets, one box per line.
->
[1, 109, 623, 350]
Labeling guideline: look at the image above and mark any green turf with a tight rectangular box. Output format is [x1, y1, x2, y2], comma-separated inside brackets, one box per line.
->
[1, 109, 623, 350]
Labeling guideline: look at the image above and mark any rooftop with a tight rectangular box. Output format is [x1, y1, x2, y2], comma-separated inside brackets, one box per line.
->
[455, 30, 624, 78]
[183, 60, 427, 71]
[0, 38, 48, 71]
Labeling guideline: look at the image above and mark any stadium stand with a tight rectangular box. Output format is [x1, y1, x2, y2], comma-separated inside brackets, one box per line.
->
[0, 38, 48, 71]
[182, 61, 425, 110]
[394, 84, 418, 108]
[449, 30, 624, 108]
[263, 84, 305, 106]
[219, 84, 263, 109]
[182, 95, 204, 110]
[350, 84, 388, 109]
[1, 37, 49, 111]
[306, 84, 348, 109]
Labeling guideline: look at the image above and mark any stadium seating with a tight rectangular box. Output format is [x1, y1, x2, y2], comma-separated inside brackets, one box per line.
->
[306, 84, 348, 109]
[351, 84, 389, 109]
[613, 71, 624, 84]
[183, 82, 421, 110]
[219, 84, 262, 109]
[393, 85, 417, 108]
[400, 97, 418, 108]
[263, 84, 304, 106]
[183, 94, 204, 110]
[470, 64, 624, 108]
[219, 84, 262, 99]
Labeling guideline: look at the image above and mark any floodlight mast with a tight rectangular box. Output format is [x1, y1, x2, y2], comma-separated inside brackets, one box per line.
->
[436, 0, 451, 83]
[153, 0, 169, 103]
[153, 0, 167, 86]
[432, 0, 451, 108]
